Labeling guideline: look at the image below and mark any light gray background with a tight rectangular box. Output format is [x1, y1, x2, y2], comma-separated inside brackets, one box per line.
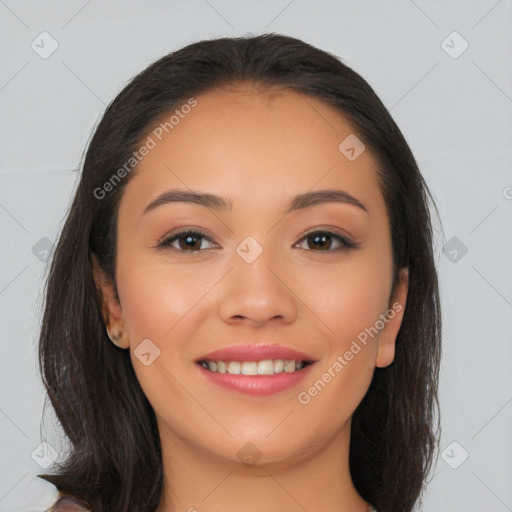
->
[1, 1, 511, 511]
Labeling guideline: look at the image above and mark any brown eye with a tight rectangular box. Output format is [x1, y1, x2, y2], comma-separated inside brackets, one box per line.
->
[157, 230, 216, 252]
[308, 233, 332, 251]
[295, 230, 357, 252]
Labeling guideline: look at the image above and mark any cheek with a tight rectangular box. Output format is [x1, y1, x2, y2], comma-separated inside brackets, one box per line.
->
[294, 258, 390, 420]
[115, 252, 208, 343]
[299, 251, 392, 353]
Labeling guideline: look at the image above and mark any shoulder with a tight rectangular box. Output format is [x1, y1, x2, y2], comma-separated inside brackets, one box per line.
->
[45, 494, 92, 512]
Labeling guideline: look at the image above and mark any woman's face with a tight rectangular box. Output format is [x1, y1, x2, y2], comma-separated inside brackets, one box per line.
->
[97, 85, 408, 468]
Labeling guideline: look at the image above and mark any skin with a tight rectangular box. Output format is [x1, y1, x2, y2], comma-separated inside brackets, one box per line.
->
[94, 84, 408, 512]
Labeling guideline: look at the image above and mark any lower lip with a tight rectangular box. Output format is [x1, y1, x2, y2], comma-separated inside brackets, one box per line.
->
[196, 363, 315, 396]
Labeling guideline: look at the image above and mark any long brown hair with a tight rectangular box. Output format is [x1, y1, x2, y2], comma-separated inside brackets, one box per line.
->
[38, 33, 442, 512]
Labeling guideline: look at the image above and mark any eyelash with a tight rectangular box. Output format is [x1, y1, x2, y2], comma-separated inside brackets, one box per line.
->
[156, 228, 359, 253]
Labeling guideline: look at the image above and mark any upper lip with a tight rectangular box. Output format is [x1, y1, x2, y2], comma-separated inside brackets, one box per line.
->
[196, 343, 318, 363]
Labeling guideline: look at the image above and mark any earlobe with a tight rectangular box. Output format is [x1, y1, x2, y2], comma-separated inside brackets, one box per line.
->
[92, 255, 130, 349]
[375, 267, 409, 368]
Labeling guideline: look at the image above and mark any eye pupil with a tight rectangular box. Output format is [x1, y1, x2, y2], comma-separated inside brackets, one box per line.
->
[180, 234, 201, 250]
[309, 233, 331, 251]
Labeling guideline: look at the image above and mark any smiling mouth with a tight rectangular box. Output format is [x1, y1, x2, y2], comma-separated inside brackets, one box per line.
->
[197, 359, 315, 375]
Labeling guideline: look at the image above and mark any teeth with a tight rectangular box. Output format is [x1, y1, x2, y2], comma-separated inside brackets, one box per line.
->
[284, 359, 295, 373]
[257, 360, 274, 375]
[274, 359, 284, 373]
[200, 359, 309, 375]
[227, 361, 241, 374]
[242, 361, 258, 375]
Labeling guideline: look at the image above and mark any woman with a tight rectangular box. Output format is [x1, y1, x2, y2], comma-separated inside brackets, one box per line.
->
[38, 33, 441, 512]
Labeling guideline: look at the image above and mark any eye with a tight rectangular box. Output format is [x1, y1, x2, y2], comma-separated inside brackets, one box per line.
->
[294, 230, 358, 252]
[156, 228, 358, 253]
[156, 229, 218, 252]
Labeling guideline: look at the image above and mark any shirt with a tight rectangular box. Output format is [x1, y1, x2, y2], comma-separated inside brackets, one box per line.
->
[46, 495, 91, 512]
[47, 495, 378, 511]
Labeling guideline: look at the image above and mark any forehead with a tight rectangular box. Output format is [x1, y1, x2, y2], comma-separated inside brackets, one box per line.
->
[120, 85, 385, 219]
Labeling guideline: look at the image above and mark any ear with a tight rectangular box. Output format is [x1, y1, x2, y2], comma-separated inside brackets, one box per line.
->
[375, 267, 408, 368]
[92, 254, 130, 349]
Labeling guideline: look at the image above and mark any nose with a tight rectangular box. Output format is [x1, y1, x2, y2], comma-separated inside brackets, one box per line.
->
[218, 246, 298, 327]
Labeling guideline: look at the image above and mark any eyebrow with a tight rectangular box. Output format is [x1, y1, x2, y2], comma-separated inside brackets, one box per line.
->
[142, 188, 368, 216]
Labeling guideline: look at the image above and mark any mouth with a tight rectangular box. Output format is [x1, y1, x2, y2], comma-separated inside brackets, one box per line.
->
[194, 344, 318, 396]
[196, 359, 315, 374]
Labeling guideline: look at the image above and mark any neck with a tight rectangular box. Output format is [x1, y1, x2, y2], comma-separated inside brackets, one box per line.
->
[155, 417, 371, 512]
